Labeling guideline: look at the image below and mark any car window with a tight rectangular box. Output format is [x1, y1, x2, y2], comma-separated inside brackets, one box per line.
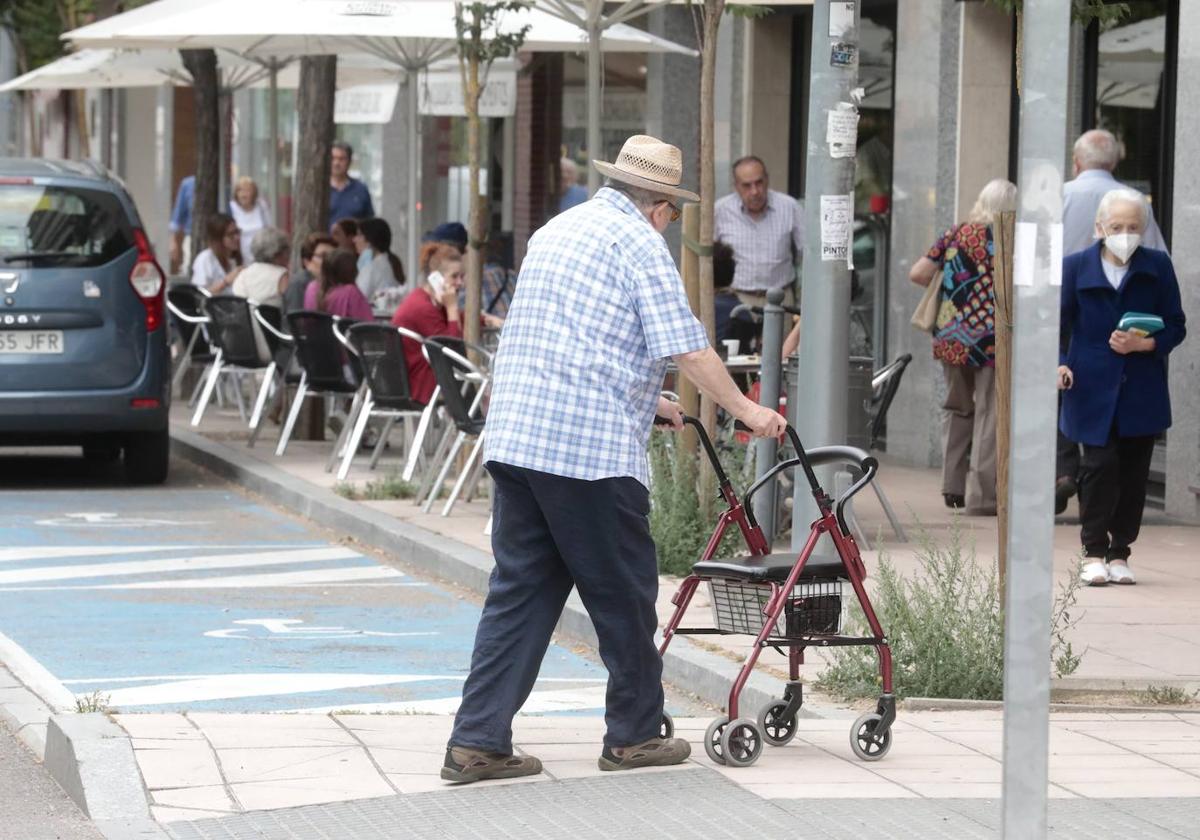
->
[0, 185, 133, 267]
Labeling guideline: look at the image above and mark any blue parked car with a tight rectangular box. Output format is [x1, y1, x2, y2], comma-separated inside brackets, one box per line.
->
[0, 159, 170, 483]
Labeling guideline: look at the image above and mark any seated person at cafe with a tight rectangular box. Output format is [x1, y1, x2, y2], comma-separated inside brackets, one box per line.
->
[713, 241, 740, 344]
[391, 243, 502, 404]
[304, 248, 374, 321]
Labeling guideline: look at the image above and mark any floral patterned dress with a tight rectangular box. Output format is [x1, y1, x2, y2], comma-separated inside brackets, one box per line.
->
[926, 222, 996, 367]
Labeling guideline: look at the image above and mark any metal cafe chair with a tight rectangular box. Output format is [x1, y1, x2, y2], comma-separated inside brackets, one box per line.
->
[336, 323, 427, 481]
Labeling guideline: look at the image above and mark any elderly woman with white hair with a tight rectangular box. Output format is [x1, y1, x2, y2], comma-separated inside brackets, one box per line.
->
[910, 178, 1017, 515]
[1059, 188, 1186, 586]
[231, 227, 290, 308]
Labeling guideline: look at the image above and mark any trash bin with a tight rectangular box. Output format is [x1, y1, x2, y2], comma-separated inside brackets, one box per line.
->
[847, 356, 873, 450]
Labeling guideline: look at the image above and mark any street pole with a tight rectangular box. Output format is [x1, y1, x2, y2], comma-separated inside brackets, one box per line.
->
[754, 287, 786, 543]
[268, 58, 281, 229]
[406, 70, 421, 281]
[792, 0, 859, 546]
[585, 0, 603, 193]
[1002, 1, 1071, 837]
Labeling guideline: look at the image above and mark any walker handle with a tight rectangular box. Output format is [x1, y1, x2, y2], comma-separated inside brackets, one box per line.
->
[655, 415, 732, 491]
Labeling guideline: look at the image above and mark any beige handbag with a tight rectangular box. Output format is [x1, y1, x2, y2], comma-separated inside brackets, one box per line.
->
[910, 271, 941, 332]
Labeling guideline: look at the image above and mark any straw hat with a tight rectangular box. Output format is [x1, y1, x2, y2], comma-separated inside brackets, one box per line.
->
[592, 135, 699, 203]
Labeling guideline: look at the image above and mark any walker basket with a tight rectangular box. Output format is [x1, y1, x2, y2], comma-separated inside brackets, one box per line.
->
[708, 578, 842, 638]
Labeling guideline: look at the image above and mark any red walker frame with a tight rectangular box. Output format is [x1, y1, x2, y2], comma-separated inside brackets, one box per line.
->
[657, 416, 896, 767]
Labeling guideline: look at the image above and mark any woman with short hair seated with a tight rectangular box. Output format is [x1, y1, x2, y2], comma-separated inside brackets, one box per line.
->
[304, 248, 374, 321]
[231, 227, 290, 308]
[389, 243, 468, 404]
[1059, 188, 1186, 586]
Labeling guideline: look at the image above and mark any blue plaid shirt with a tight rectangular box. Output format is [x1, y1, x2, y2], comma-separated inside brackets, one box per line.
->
[484, 187, 710, 486]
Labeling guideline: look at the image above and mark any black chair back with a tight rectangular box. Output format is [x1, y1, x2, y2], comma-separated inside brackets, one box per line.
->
[203, 296, 265, 369]
[285, 310, 360, 393]
[868, 353, 913, 450]
[347, 323, 424, 412]
[425, 340, 484, 434]
[168, 285, 212, 358]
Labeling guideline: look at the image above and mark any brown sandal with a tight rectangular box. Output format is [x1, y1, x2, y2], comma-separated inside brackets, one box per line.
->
[598, 737, 691, 771]
[440, 746, 543, 783]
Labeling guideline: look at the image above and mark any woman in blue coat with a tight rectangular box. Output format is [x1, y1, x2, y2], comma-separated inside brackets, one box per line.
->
[1058, 188, 1186, 586]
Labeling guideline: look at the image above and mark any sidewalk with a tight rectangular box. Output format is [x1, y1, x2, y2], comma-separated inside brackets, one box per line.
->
[180, 403, 1200, 696]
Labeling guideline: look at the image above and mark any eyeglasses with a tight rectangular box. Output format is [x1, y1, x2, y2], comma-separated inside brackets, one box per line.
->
[661, 201, 681, 223]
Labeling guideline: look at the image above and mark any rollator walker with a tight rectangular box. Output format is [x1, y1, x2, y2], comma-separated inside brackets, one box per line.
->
[657, 416, 895, 767]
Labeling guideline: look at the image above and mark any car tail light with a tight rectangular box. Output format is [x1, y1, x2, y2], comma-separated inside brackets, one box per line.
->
[130, 229, 165, 332]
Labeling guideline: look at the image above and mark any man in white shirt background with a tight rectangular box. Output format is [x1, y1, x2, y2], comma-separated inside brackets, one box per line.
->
[714, 156, 805, 308]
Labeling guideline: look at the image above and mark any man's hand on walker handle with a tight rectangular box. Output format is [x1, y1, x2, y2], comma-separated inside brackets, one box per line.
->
[737, 400, 788, 438]
[654, 396, 685, 430]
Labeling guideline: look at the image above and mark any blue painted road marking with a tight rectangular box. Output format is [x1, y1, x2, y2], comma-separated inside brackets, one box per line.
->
[0, 481, 619, 715]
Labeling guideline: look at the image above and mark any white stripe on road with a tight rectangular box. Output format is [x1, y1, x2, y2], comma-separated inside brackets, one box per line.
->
[97, 672, 467, 706]
[0, 547, 364, 585]
[295, 685, 610, 716]
[0, 545, 319, 564]
[103, 565, 413, 589]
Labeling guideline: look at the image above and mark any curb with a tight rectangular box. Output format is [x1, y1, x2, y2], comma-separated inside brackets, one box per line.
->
[904, 696, 1200, 715]
[170, 428, 848, 721]
[44, 714, 168, 839]
[0, 631, 75, 758]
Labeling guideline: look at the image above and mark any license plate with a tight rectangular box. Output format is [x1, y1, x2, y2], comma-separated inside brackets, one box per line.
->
[0, 330, 64, 354]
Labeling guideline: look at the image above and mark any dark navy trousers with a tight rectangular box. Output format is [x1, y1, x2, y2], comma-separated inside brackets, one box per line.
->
[449, 461, 664, 753]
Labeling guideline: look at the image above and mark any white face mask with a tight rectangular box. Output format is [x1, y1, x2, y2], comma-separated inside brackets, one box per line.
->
[1103, 232, 1141, 263]
[427, 270, 445, 297]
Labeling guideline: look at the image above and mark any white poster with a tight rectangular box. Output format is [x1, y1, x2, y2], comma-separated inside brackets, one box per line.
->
[826, 103, 859, 159]
[820, 195, 852, 262]
[829, 1, 855, 37]
[334, 85, 399, 125]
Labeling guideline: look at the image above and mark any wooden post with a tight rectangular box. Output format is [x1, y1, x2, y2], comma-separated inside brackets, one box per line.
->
[993, 210, 1016, 588]
[678, 203, 701, 459]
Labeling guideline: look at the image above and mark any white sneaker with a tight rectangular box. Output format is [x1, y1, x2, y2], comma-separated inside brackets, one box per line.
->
[1107, 562, 1136, 585]
[1080, 561, 1109, 586]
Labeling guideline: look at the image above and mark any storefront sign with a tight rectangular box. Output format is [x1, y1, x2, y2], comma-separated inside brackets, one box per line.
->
[334, 85, 399, 124]
[419, 62, 517, 118]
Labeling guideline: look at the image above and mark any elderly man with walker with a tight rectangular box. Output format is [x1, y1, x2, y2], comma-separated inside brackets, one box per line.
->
[442, 135, 788, 782]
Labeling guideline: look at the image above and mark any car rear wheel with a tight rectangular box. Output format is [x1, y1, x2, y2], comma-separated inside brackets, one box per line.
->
[124, 428, 169, 485]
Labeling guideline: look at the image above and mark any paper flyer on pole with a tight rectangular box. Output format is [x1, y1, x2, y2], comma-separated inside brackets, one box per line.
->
[820, 195, 852, 262]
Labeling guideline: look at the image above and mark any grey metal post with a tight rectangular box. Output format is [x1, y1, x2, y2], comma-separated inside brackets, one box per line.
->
[268, 58, 281, 226]
[754, 288, 786, 543]
[1001, 2, 1070, 837]
[792, 0, 859, 546]
[406, 71, 420, 280]
[585, 0, 603, 193]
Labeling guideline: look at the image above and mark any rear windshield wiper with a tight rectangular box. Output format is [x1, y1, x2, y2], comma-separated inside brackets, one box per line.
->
[2, 251, 86, 263]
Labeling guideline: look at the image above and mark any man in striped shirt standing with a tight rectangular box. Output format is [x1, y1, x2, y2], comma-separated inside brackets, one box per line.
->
[714, 156, 805, 308]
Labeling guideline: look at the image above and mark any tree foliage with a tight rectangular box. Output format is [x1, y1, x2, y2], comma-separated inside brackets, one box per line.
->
[0, 0, 151, 73]
[984, 0, 1130, 27]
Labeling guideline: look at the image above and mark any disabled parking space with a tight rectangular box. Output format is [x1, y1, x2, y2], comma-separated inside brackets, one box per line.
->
[0, 463, 702, 716]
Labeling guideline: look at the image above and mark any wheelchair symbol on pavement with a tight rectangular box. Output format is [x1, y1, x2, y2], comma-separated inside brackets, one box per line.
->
[35, 512, 194, 527]
[204, 618, 438, 640]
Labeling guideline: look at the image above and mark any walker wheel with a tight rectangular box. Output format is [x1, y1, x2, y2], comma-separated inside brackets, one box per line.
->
[757, 700, 798, 747]
[659, 712, 675, 739]
[850, 712, 892, 761]
[704, 716, 729, 765]
[720, 718, 764, 767]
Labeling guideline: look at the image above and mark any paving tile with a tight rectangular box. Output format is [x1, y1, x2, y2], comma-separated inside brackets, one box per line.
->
[387, 772, 547, 794]
[114, 713, 201, 740]
[229, 775, 395, 810]
[904, 782, 1003, 798]
[742, 781, 917, 799]
[194, 717, 358, 749]
[151, 785, 238, 812]
[1057, 779, 1200, 798]
[151, 806, 237, 823]
[134, 745, 223, 790]
[1049, 765, 1199, 784]
[869, 765, 1002, 785]
[366, 746, 450, 775]
[216, 745, 379, 785]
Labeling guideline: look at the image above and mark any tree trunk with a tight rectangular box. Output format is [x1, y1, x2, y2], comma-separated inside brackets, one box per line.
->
[993, 211, 1017, 589]
[462, 17, 485, 351]
[181, 49, 220, 253]
[697, 0, 725, 514]
[291, 56, 337, 268]
[291, 55, 337, 441]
